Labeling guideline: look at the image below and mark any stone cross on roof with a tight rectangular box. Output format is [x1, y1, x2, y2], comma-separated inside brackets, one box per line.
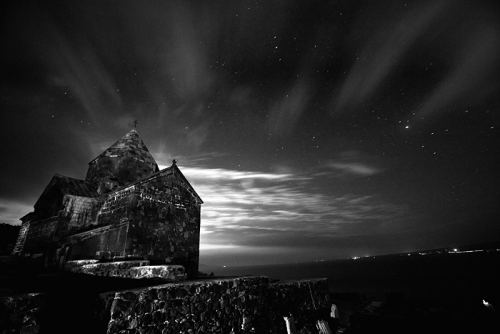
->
[133, 120, 138, 129]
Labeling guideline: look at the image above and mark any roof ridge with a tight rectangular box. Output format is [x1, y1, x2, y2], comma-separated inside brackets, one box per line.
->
[89, 128, 149, 163]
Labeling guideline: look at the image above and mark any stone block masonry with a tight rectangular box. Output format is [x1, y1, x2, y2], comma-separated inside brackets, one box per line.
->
[105, 276, 330, 334]
[61, 195, 102, 236]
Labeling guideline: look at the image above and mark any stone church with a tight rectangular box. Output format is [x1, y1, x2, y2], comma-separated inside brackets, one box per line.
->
[13, 127, 203, 278]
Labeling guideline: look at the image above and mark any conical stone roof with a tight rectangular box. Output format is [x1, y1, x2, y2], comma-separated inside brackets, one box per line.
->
[86, 129, 159, 194]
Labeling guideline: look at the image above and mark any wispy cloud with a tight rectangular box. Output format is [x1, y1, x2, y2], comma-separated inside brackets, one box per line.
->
[0, 199, 33, 225]
[185, 122, 211, 148]
[179, 166, 406, 262]
[412, 19, 500, 122]
[42, 24, 122, 124]
[334, 0, 448, 113]
[331, 0, 500, 123]
[266, 79, 311, 136]
[182, 167, 309, 182]
[322, 151, 382, 177]
[326, 162, 380, 176]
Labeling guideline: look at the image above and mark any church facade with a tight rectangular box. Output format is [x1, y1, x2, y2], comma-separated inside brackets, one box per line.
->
[13, 128, 203, 278]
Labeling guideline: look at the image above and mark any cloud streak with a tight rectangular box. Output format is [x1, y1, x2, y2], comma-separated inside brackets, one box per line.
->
[266, 79, 311, 136]
[322, 151, 382, 177]
[326, 162, 380, 176]
[180, 166, 406, 263]
[39, 21, 122, 124]
[334, 0, 448, 112]
[0, 199, 33, 225]
[412, 19, 500, 121]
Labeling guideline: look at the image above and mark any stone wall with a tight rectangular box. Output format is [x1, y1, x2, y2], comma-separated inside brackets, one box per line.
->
[121, 169, 201, 277]
[97, 186, 136, 227]
[65, 222, 130, 261]
[105, 277, 330, 334]
[61, 195, 102, 236]
[22, 216, 59, 255]
[1, 262, 329, 334]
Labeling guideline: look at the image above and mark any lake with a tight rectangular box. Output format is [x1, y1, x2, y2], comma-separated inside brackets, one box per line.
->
[204, 251, 500, 308]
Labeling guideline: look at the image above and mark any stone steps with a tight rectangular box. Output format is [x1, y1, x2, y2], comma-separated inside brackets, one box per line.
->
[12, 223, 30, 256]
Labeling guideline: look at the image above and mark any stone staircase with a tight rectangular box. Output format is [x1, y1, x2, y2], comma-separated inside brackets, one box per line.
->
[11, 223, 29, 256]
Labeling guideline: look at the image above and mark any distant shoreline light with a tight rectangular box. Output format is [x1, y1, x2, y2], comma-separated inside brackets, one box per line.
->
[350, 248, 496, 260]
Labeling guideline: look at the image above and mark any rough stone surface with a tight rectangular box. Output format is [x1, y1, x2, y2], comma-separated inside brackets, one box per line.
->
[67, 261, 186, 281]
[64, 259, 100, 270]
[0, 292, 45, 334]
[127, 265, 187, 281]
[105, 276, 330, 334]
[69, 260, 150, 277]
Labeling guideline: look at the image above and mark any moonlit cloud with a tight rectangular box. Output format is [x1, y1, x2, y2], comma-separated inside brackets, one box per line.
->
[326, 162, 380, 176]
[334, 0, 448, 112]
[322, 151, 382, 177]
[0, 199, 33, 225]
[178, 166, 406, 265]
[267, 79, 311, 136]
[331, 0, 500, 124]
[177, 167, 309, 181]
[199, 243, 239, 250]
[159, 6, 216, 102]
[185, 122, 211, 148]
[39, 22, 122, 123]
[413, 20, 500, 121]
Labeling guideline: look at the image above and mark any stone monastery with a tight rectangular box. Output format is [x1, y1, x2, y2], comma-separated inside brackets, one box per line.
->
[5, 127, 333, 334]
[13, 127, 203, 278]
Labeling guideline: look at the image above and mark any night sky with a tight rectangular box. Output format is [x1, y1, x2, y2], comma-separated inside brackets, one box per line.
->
[2, 0, 500, 267]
